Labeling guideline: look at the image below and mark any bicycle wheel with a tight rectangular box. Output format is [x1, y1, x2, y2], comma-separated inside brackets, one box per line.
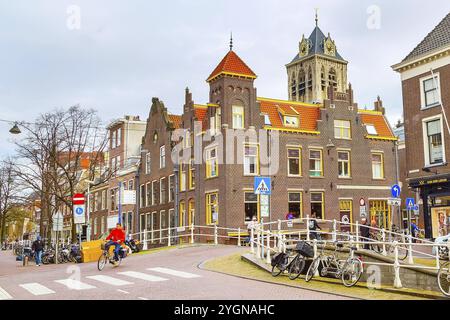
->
[288, 255, 306, 280]
[97, 253, 108, 271]
[369, 234, 382, 254]
[271, 255, 289, 277]
[341, 258, 363, 287]
[438, 262, 450, 297]
[114, 256, 122, 268]
[305, 257, 321, 282]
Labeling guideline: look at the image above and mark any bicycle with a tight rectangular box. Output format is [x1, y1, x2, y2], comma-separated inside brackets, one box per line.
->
[97, 242, 125, 271]
[287, 241, 314, 280]
[438, 261, 450, 297]
[305, 242, 363, 287]
[271, 251, 293, 277]
[369, 229, 408, 261]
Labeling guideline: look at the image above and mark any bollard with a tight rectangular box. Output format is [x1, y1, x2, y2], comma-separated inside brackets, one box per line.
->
[250, 226, 255, 254]
[332, 219, 337, 242]
[408, 234, 414, 265]
[151, 228, 154, 244]
[190, 224, 194, 244]
[256, 227, 261, 259]
[142, 229, 148, 251]
[266, 231, 271, 264]
[393, 242, 403, 288]
[355, 221, 360, 250]
[306, 215, 310, 242]
[214, 224, 218, 246]
[382, 229, 387, 256]
[237, 228, 241, 247]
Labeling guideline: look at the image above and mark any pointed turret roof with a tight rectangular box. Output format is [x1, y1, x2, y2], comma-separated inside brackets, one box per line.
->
[207, 49, 257, 82]
[289, 24, 346, 64]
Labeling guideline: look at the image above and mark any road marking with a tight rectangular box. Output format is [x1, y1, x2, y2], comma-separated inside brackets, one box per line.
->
[54, 279, 96, 290]
[147, 267, 201, 279]
[117, 289, 130, 294]
[138, 297, 149, 300]
[20, 283, 55, 296]
[118, 271, 168, 282]
[86, 275, 133, 287]
[0, 287, 12, 300]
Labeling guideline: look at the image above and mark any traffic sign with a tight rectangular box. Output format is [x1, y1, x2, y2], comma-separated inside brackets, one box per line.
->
[413, 205, 420, 216]
[260, 194, 270, 218]
[254, 177, 271, 195]
[388, 198, 401, 206]
[73, 204, 86, 224]
[73, 193, 85, 205]
[52, 212, 64, 231]
[359, 198, 366, 207]
[391, 185, 401, 198]
[406, 198, 415, 209]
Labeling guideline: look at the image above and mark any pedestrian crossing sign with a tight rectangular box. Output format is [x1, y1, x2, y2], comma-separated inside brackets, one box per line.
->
[406, 198, 415, 209]
[254, 177, 271, 195]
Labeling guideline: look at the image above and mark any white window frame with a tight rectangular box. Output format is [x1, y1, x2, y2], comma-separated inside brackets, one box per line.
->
[243, 144, 259, 176]
[365, 124, 378, 135]
[334, 120, 351, 139]
[152, 180, 157, 206]
[160, 178, 166, 204]
[168, 174, 175, 202]
[422, 114, 446, 167]
[232, 106, 245, 129]
[160, 146, 166, 169]
[145, 153, 151, 174]
[420, 73, 441, 110]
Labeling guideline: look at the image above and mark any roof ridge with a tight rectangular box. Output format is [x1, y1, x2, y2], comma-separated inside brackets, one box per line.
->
[402, 12, 450, 62]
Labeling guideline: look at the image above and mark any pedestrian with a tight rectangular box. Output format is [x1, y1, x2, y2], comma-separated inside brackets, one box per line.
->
[359, 217, 370, 249]
[309, 212, 322, 240]
[32, 236, 44, 267]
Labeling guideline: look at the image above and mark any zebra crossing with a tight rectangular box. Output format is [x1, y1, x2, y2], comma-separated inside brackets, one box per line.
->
[0, 267, 201, 300]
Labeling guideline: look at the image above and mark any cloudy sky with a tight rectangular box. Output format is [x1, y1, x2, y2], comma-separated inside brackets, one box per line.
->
[1, 0, 449, 157]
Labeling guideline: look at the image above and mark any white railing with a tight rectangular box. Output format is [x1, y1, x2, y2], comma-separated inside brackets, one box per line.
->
[249, 216, 450, 291]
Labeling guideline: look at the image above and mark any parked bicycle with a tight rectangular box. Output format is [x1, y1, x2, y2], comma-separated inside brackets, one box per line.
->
[271, 251, 292, 277]
[369, 228, 408, 261]
[305, 242, 363, 287]
[287, 241, 314, 280]
[438, 261, 450, 297]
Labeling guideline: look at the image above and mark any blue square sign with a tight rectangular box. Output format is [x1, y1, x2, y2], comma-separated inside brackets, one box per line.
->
[254, 177, 271, 195]
[406, 198, 415, 209]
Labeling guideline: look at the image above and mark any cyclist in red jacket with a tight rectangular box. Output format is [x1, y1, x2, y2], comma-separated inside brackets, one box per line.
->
[106, 223, 126, 264]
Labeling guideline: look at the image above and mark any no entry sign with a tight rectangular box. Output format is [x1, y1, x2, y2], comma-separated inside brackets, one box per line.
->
[73, 193, 85, 205]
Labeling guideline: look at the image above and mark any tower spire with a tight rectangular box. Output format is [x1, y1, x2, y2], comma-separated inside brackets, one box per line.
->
[230, 32, 233, 51]
[315, 8, 319, 27]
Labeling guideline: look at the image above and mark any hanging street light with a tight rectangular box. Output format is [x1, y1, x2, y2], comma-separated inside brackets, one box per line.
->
[9, 123, 21, 135]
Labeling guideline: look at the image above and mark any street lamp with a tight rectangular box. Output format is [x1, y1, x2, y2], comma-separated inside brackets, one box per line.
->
[9, 123, 21, 135]
[85, 180, 96, 241]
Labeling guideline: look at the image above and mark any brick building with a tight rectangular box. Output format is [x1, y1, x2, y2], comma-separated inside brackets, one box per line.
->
[393, 12, 450, 239]
[137, 20, 398, 239]
[89, 115, 146, 239]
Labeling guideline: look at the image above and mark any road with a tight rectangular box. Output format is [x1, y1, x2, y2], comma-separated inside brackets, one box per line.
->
[0, 245, 352, 300]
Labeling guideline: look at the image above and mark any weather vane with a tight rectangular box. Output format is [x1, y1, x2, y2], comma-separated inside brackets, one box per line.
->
[230, 32, 233, 51]
[315, 8, 319, 27]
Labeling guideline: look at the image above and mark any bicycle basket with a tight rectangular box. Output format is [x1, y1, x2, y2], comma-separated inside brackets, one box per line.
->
[294, 241, 314, 258]
[271, 253, 288, 267]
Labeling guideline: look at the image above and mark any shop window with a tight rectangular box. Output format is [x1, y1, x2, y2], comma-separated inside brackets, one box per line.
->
[311, 192, 324, 219]
[245, 192, 259, 223]
[288, 192, 303, 219]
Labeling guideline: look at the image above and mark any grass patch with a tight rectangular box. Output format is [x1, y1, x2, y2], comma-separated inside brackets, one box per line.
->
[202, 252, 433, 300]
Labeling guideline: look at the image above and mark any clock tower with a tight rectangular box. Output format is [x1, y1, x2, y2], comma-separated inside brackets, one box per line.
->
[286, 14, 348, 103]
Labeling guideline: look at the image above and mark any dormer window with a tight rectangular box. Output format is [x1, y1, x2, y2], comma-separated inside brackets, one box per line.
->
[366, 124, 378, 135]
[284, 116, 299, 128]
[264, 114, 271, 126]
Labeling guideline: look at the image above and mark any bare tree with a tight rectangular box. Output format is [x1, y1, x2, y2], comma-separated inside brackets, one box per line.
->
[13, 106, 111, 242]
[0, 160, 22, 243]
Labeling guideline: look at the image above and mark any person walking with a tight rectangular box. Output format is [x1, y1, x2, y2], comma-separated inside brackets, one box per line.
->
[32, 236, 44, 266]
[360, 217, 371, 249]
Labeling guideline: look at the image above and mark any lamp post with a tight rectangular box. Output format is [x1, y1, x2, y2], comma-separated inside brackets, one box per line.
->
[85, 180, 95, 242]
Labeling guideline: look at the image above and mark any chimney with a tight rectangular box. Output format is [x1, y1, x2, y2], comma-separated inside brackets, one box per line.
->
[374, 96, 385, 115]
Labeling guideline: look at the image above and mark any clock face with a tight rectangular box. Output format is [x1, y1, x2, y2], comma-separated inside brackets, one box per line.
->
[324, 40, 336, 56]
[299, 39, 310, 57]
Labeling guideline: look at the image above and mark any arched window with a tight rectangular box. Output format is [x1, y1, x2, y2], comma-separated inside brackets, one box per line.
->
[329, 68, 337, 90]
[298, 69, 306, 98]
[291, 73, 297, 98]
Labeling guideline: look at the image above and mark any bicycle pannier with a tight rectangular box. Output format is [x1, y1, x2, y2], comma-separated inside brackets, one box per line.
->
[294, 241, 314, 258]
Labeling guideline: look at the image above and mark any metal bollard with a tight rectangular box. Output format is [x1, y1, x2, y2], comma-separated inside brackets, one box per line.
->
[214, 224, 218, 246]
[142, 229, 148, 251]
[408, 234, 414, 265]
[190, 224, 194, 244]
[355, 221, 360, 250]
[332, 219, 337, 242]
[250, 226, 255, 254]
[256, 227, 261, 259]
[238, 228, 241, 247]
[266, 231, 271, 264]
[306, 215, 310, 241]
[382, 229, 387, 256]
[393, 242, 403, 288]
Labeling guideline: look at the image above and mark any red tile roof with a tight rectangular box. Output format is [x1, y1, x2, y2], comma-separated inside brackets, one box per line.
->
[168, 114, 182, 129]
[359, 111, 395, 139]
[207, 50, 257, 82]
[258, 98, 321, 133]
[194, 105, 208, 131]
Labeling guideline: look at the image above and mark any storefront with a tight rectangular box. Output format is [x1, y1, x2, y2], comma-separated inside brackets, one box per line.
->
[409, 173, 450, 239]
